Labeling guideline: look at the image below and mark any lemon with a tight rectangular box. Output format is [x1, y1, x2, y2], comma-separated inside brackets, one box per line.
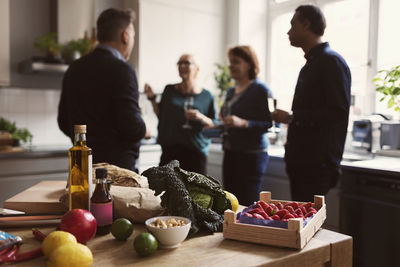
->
[47, 243, 93, 267]
[42, 231, 77, 258]
[225, 190, 239, 212]
[111, 218, 134, 241]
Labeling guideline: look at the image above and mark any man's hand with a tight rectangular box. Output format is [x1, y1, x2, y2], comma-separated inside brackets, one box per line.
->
[223, 115, 248, 128]
[271, 109, 290, 124]
[144, 127, 152, 139]
[144, 83, 155, 100]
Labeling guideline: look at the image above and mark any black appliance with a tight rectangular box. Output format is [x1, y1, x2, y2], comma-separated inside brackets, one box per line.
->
[352, 114, 390, 152]
[340, 168, 400, 267]
[380, 122, 400, 149]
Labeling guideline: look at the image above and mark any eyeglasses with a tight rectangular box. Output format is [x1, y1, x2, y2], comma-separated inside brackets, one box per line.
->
[177, 61, 193, 66]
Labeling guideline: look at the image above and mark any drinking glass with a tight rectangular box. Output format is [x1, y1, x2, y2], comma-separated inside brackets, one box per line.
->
[221, 103, 231, 136]
[182, 96, 194, 129]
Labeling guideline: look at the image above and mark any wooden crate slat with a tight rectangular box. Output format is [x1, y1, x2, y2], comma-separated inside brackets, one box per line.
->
[224, 221, 297, 237]
[223, 224, 297, 241]
[224, 231, 300, 248]
[223, 191, 327, 249]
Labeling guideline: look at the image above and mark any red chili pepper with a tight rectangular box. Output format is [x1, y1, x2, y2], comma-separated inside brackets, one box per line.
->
[32, 228, 47, 242]
[0, 246, 15, 257]
[0, 245, 20, 264]
[0, 246, 43, 264]
[13, 248, 43, 263]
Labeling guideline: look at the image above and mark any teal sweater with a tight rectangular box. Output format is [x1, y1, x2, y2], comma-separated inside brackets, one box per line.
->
[157, 85, 217, 155]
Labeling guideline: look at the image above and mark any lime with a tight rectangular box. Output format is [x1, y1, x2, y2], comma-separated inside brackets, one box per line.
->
[47, 243, 93, 267]
[111, 218, 134, 241]
[42, 231, 77, 258]
[133, 233, 158, 257]
[225, 190, 239, 212]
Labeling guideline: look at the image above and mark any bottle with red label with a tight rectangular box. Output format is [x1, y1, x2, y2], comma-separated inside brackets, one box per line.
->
[90, 168, 113, 235]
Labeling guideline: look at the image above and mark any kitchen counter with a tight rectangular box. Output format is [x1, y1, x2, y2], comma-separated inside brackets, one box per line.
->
[0, 145, 69, 159]
[4, 225, 352, 267]
[341, 156, 400, 176]
[0, 139, 161, 160]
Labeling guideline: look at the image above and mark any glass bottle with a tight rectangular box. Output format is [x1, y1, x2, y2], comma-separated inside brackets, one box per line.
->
[90, 168, 113, 235]
[68, 125, 92, 211]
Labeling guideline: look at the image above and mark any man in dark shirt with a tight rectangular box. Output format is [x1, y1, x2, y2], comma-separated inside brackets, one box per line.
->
[272, 5, 351, 202]
[58, 8, 146, 171]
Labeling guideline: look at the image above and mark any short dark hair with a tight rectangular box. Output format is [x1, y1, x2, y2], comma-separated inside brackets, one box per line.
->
[96, 8, 135, 43]
[228, 45, 260, 80]
[295, 5, 326, 36]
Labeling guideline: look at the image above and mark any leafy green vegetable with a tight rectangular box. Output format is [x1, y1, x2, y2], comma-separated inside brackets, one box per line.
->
[142, 160, 231, 235]
[0, 117, 33, 144]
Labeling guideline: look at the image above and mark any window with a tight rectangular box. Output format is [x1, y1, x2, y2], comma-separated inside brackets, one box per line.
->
[267, 0, 400, 119]
[376, 0, 400, 117]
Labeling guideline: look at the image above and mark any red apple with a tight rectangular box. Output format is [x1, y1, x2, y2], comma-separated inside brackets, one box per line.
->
[59, 209, 97, 243]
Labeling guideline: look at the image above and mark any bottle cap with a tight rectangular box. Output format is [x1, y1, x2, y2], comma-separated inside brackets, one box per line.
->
[74, 125, 87, 133]
[95, 168, 108, 179]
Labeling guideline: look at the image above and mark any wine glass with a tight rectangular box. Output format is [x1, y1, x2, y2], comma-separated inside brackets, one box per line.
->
[182, 96, 194, 129]
[221, 102, 231, 136]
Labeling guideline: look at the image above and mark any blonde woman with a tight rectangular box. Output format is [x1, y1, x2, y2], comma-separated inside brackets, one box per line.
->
[144, 54, 217, 174]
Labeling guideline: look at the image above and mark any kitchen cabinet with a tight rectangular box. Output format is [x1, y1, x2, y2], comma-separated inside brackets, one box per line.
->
[0, 153, 69, 206]
[0, 0, 10, 86]
[340, 158, 400, 267]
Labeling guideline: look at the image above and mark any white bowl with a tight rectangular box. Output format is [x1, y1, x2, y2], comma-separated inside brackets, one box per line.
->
[145, 216, 191, 248]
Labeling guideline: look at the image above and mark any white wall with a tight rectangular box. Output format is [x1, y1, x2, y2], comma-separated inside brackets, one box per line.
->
[0, 0, 10, 86]
[137, 0, 226, 95]
[226, 0, 267, 81]
[0, 88, 71, 146]
[57, 0, 96, 43]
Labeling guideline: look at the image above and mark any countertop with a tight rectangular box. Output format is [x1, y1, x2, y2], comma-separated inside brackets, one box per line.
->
[1, 141, 399, 175]
[0, 139, 161, 160]
[5, 226, 352, 267]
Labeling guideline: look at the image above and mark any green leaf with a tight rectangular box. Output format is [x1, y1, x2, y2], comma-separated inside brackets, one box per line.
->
[372, 77, 381, 83]
[392, 87, 400, 95]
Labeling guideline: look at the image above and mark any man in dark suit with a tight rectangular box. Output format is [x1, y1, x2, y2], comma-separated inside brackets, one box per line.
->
[58, 8, 146, 171]
[272, 5, 351, 202]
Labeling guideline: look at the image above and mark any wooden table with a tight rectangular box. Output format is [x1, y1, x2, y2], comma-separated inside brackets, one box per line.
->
[4, 225, 352, 267]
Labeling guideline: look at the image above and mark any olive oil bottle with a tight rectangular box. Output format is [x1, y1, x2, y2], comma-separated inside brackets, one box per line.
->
[69, 125, 92, 210]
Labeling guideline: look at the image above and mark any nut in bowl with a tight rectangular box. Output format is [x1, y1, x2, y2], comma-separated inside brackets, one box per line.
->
[145, 216, 191, 249]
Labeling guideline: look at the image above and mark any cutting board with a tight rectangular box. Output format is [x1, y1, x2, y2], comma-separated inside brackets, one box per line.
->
[3, 180, 67, 214]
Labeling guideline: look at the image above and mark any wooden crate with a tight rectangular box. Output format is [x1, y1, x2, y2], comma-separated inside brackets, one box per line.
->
[223, 191, 326, 249]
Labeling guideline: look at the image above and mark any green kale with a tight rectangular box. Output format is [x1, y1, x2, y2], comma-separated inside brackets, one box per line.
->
[142, 160, 231, 235]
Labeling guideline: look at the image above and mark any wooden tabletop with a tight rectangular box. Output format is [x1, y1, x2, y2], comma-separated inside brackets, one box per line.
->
[4, 224, 352, 267]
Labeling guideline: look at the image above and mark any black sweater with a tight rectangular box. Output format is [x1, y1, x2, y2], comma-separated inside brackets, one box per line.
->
[58, 47, 146, 170]
[285, 42, 351, 167]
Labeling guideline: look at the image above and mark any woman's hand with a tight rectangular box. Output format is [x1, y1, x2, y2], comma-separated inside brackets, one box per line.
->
[144, 83, 155, 100]
[186, 109, 214, 127]
[223, 115, 248, 128]
[185, 109, 202, 121]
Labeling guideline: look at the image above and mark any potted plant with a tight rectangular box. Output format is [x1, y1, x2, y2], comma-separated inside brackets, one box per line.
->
[62, 38, 91, 64]
[0, 117, 33, 146]
[373, 65, 400, 112]
[213, 63, 234, 108]
[34, 32, 62, 62]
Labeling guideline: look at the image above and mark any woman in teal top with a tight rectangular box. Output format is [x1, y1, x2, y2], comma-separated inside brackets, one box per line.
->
[144, 54, 217, 174]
